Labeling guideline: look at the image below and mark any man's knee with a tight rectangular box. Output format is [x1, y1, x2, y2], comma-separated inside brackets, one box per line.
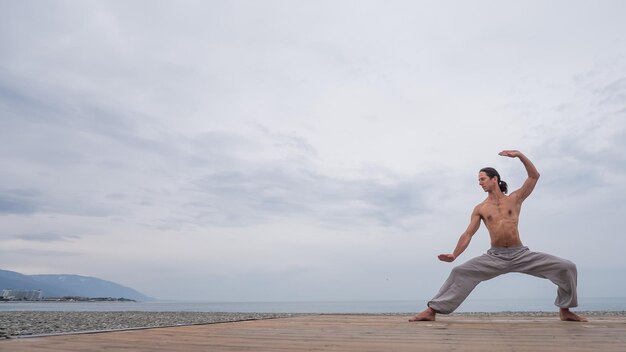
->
[558, 259, 577, 276]
[567, 260, 577, 273]
[450, 264, 485, 279]
[450, 265, 468, 277]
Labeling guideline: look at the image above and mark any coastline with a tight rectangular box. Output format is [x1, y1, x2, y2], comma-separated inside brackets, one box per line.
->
[0, 311, 303, 338]
[1, 311, 624, 338]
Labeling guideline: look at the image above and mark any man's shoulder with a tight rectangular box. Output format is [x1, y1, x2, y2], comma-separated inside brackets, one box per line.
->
[473, 201, 488, 214]
[475, 198, 490, 208]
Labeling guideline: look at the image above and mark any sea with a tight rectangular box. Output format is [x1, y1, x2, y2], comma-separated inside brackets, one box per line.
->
[1, 297, 625, 313]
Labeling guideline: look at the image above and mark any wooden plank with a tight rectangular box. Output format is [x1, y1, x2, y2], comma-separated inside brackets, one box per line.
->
[1, 315, 625, 351]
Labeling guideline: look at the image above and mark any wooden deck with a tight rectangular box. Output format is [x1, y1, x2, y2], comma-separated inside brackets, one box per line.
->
[2, 314, 625, 351]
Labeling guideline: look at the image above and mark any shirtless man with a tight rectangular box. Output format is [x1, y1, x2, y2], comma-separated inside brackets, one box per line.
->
[409, 150, 587, 322]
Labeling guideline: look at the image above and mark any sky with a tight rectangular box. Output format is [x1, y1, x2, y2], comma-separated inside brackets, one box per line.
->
[1, 0, 626, 305]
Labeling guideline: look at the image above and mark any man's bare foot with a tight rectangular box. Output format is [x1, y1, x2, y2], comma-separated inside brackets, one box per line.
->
[409, 307, 436, 322]
[560, 308, 588, 322]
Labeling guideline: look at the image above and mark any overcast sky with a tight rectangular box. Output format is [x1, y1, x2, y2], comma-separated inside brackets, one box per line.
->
[1, 0, 625, 305]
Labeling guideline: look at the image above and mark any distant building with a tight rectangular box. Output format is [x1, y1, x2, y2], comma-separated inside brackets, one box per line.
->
[1, 289, 43, 301]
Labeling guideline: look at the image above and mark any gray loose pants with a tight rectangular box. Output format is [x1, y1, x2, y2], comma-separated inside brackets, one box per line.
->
[428, 246, 578, 314]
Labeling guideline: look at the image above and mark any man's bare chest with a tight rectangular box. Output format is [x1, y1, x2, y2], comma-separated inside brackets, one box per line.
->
[480, 198, 519, 222]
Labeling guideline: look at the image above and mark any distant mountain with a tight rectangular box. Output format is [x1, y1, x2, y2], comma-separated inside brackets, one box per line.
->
[0, 269, 67, 297]
[0, 269, 153, 301]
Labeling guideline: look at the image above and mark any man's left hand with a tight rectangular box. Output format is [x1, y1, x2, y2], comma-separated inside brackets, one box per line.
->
[438, 254, 456, 262]
[498, 150, 521, 158]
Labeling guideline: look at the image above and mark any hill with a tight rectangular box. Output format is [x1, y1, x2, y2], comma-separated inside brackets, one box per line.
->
[0, 269, 153, 301]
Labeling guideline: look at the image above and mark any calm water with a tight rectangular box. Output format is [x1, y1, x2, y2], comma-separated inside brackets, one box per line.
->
[1, 298, 625, 313]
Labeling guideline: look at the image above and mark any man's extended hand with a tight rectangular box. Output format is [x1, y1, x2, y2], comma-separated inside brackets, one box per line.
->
[498, 150, 521, 158]
[438, 254, 456, 262]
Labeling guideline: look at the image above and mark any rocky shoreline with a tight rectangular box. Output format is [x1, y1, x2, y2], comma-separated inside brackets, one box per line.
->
[0, 311, 305, 338]
[1, 311, 624, 338]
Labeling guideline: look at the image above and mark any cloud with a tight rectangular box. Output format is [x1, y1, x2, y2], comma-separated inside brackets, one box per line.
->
[601, 79, 626, 104]
[1, 0, 626, 302]
[142, 127, 438, 231]
[0, 189, 41, 215]
[13, 233, 80, 243]
[0, 248, 78, 258]
[539, 71, 626, 192]
[183, 167, 429, 230]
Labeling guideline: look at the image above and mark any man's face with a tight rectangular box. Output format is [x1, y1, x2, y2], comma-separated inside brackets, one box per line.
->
[478, 171, 497, 192]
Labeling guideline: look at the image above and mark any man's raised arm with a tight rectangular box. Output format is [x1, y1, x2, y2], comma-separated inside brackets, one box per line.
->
[499, 150, 540, 201]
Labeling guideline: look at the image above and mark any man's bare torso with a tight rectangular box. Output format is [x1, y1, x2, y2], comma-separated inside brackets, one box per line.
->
[477, 194, 523, 248]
